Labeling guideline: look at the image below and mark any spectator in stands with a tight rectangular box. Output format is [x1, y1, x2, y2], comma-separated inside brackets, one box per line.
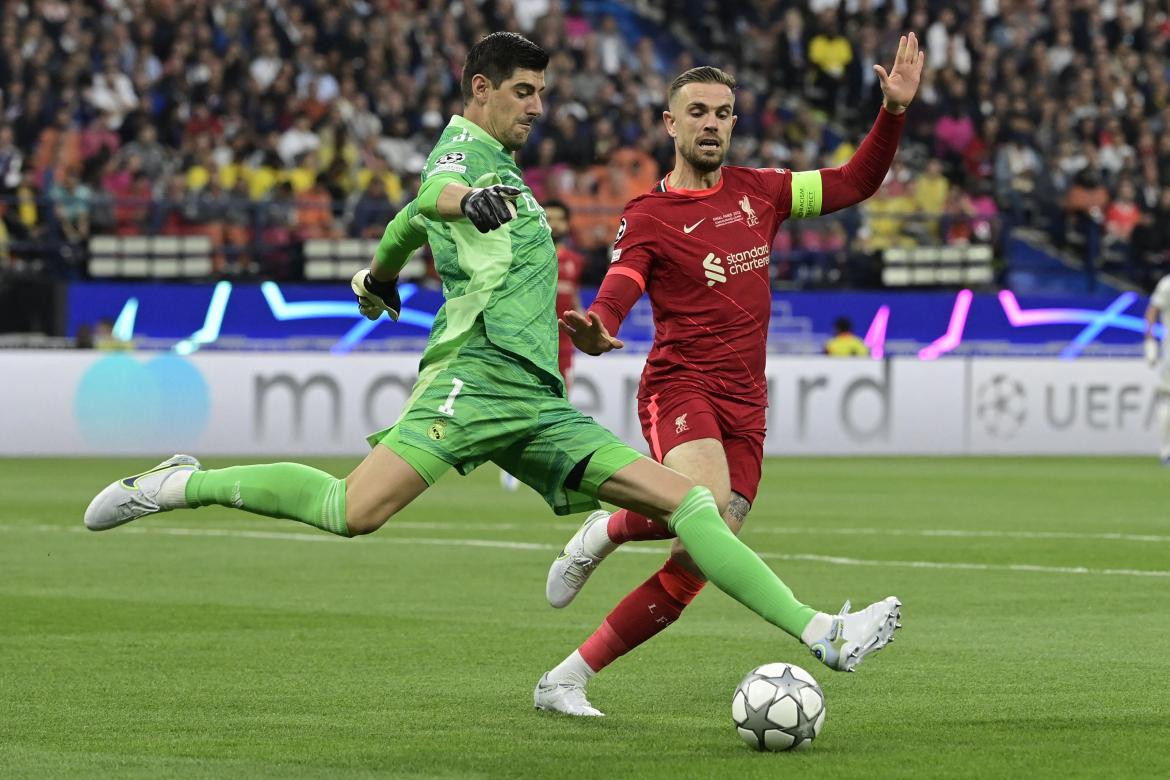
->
[85, 59, 137, 129]
[221, 178, 257, 274]
[942, 183, 978, 245]
[49, 170, 91, 247]
[0, 201, 9, 267]
[862, 165, 916, 252]
[0, 125, 22, 192]
[351, 175, 395, 239]
[287, 151, 321, 194]
[808, 12, 852, 112]
[153, 174, 193, 236]
[118, 125, 170, 182]
[122, 169, 155, 237]
[32, 109, 82, 183]
[3, 0, 1168, 288]
[594, 15, 626, 75]
[1104, 179, 1141, 277]
[11, 166, 40, 234]
[913, 158, 949, 241]
[844, 23, 883, 114]
[260, 181, 297, 276]
[824, 317, 870, 357]
[1063, 167, 1110, 290]
[935, 101, 976, 169]
[80, 113, 121, 168]
[278, 116, 320, 167]
[295, 173, 341, 241]
[995, 126, 1041, 237]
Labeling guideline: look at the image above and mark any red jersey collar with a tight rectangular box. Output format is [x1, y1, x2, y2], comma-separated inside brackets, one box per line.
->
[659, 171, 724, 197]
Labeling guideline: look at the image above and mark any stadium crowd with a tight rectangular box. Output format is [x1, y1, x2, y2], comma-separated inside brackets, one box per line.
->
[0, 0, 1167, 288]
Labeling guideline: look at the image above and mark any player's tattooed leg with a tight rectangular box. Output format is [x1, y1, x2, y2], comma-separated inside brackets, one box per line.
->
[727, 492, 751, 527]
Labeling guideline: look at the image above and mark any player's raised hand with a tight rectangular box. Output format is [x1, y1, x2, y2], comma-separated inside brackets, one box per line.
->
[874, 32, 925, 113]
[559, 310, 624, 356]
[460, 184, 522, 233]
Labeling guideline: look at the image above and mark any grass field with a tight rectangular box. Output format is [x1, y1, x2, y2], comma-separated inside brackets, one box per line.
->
[2, 456, 1169, 778]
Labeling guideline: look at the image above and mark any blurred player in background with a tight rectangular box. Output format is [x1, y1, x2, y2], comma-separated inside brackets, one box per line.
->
[1144, 275, 1170, 463]
[824, 316, 870, 357]
[84, 34, 893, 699]
[537, 35, 923, 716]
[503, 198, 583, 490]
[547, 200, 586, 391]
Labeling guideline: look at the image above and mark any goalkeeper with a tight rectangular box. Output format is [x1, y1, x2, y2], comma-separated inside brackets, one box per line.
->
[84, 33, 896, 681]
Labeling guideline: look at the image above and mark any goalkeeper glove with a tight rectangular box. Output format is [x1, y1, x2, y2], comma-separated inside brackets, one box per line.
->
[351, 269, 401, 321]
[1145, 337, 1159, 367]
[460, 184, 521, 233]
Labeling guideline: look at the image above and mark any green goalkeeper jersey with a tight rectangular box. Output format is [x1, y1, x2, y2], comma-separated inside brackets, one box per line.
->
[389, 115, 561, 393]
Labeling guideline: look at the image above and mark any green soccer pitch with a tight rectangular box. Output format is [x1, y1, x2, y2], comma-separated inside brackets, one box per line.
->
[2, 456, 1168, 778]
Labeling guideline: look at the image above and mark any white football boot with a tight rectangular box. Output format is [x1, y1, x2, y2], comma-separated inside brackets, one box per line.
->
[84, 454, 202, 531]
[545, 510, 611, 608]
[807, 596, 902, 672]
[533, 673, 604, 717]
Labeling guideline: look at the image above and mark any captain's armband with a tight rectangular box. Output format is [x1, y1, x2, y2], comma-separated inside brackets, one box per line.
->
[790, 170, 824, 219]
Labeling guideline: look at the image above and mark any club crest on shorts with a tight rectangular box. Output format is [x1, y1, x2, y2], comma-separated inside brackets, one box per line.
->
[675, 413, 689, 434]
[428, 418, 447, 440]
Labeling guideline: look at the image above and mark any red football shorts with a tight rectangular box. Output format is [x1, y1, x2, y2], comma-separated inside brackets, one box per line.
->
[637, 385, 766, 504]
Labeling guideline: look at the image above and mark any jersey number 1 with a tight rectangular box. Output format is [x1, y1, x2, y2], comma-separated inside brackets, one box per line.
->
[437, 378, 464, 416]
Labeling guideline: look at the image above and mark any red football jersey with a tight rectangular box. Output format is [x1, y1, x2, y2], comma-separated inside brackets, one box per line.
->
[556, 244, 584, 320]
[608, 166, 794, 403]
[556, 244, 585, 372]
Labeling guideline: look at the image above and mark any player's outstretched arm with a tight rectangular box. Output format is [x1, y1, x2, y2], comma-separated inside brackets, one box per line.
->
[788, 33, 924, 220]
[353, 199, 430, 321]
[560, 310, 624, 356]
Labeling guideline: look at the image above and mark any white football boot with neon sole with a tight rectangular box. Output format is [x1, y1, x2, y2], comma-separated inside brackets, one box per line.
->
[807, 597, 902, 672]
[545, 510, 611, 608]
[84, 454, 201, 531]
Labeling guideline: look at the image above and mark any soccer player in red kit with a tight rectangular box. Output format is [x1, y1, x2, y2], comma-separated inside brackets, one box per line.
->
[535, 35, 923, 716]
[547, 199, 586, 390]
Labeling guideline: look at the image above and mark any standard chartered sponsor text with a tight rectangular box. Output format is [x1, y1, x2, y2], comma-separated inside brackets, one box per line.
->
[726, 244, 771, 275]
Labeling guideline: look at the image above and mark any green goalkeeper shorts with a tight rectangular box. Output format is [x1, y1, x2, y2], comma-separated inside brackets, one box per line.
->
[367, 334, 641, 515]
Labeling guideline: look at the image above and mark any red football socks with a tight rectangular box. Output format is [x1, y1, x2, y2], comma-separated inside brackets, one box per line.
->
[606, 508, 675, 544]
[578, 558, 707, 672]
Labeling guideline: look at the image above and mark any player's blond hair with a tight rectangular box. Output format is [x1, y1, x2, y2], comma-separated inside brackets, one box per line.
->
[668, 66, 737, 106]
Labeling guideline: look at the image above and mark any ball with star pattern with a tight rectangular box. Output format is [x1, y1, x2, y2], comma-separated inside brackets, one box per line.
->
[731, 663, 826, 751]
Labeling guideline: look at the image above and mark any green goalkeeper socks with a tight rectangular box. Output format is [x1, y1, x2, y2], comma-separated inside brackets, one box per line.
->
[185, 463, 349, 537]
[669, 487, 816, 638]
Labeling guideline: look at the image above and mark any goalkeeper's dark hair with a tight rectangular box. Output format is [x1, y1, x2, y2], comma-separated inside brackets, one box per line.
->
[668, 66, 737, 106]
[461, 32, 549, 103]
[543, 198, 570, 218]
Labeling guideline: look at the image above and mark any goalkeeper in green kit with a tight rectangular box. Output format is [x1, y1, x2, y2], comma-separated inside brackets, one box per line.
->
[84, 33, 899, 697]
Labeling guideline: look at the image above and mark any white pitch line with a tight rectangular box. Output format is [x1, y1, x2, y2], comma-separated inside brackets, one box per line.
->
[298, 520, 1170, 544]
[4, 523, 1169, 579]
[745, 526, 1170, 544]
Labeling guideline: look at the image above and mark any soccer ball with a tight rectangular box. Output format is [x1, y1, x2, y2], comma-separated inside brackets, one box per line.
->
[731, 663, 826, 751]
